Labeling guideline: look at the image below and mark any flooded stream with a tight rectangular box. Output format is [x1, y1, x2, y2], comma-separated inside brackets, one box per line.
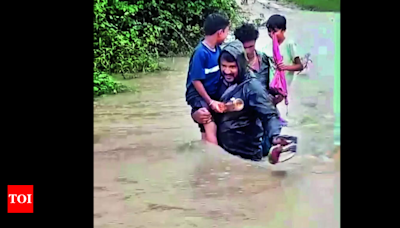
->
[94, 2, 340, 228]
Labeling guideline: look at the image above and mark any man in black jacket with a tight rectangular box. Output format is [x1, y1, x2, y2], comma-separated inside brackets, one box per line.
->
[192, 40, 297, 164]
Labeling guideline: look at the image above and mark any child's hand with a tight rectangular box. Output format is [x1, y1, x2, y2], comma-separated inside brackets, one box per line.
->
[276, 62, 288, 71]
[192, 108, 212, 124]
[269, 94, 283, 105]
[217, 102, 227, 113]
[269, 31, 276, 38]
[209, 100, 225, 113]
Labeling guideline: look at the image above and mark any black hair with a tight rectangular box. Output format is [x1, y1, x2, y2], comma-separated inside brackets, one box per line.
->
[234, 23, 259, 43]
[220, 51, 236, 63]
[204, 12, 230, 36]
[265, 14, 286, 32]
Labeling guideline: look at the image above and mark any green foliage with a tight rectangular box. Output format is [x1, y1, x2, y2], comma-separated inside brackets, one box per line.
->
[94, 71, 129, 96]
[93, 0, 240, 97]
[286, 0, 340, 11]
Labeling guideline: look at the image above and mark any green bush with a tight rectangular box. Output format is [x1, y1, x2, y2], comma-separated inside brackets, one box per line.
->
[93, 71, 129, 97]
[93, 0, 240, 97]
[286, 0, 340, 11]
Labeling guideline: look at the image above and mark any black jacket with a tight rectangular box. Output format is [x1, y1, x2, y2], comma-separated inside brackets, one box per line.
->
[215, 40, 282, 161]
[249, 51, 271, 91]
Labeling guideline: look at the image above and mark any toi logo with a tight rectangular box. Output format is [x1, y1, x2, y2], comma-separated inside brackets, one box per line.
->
[7, 185, 34, 213]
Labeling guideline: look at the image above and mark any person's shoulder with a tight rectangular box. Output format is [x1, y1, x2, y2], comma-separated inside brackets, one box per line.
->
[283, 37, 297, 46]
[216, 44, 222, 52]
[247, 76, 265, 91]
[257, 51, 267, 58]
[191, 42, 209, 59]
[193, 42, 208, 53]
[287, 38, 296, 43]
[248, 76, 263, 85]
[257, 51, 271, 64]
[245, 78, 269, 98]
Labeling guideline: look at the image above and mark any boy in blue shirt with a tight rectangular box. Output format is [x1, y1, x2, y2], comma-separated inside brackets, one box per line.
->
[185, 13, 230, 144]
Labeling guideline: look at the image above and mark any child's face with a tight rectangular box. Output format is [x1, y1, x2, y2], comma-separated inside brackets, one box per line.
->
[268, 28, 285, 42]
[217, 26, 230, 44]
[243, 40, 257, 60]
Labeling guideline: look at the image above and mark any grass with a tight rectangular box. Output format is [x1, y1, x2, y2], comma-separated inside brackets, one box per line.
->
[285, 0, 340, 12]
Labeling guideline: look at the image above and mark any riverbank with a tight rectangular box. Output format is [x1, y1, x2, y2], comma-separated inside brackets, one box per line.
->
[244, 0, 339, 12]
[93, 0, 241, 97]
[283, 0, 339, 11]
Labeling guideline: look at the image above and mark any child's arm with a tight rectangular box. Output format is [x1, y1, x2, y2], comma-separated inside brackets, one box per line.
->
[277, 40, 303, 72]
[193, 80, 224, 112]
[278, 57, 303, 71]
[192, 80, 212, 105]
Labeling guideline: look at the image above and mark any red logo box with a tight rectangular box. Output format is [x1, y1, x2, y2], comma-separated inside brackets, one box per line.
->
[7, 185, 34, 213]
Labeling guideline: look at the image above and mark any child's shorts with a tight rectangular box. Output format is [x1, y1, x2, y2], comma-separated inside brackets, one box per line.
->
[188, 97, 212, 133]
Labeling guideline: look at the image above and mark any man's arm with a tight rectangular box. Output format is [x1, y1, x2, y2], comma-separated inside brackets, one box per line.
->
[247, 80, 282, 140]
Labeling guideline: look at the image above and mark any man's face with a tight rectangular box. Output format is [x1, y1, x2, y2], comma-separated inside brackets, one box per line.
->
[217, 26, 230, 44]
[243, 40, 256, 59]
[221, 59, 238, 83]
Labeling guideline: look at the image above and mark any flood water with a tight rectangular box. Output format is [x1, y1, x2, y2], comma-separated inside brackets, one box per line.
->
[94, 2, 340, 228]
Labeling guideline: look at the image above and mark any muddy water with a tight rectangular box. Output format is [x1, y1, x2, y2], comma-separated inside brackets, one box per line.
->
[94, 4, 340, 228]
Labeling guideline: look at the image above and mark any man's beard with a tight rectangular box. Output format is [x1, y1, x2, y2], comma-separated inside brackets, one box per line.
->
[222, 72, 236, 83]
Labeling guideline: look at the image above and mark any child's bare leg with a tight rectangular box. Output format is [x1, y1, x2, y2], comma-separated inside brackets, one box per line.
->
[199, 124, 206, 141]
[203, 121, 218, 144]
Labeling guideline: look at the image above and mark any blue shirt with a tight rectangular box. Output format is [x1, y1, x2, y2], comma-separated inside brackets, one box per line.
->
[185, 41, 221, 102]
